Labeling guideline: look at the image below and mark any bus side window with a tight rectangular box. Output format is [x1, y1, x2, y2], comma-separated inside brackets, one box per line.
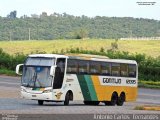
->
[78, 60, 89, 74]
[120, 64, 128, 77]
[111, 63, 120, 76]
[53, 58, 66, 89]
[101, 62, 111, 75]
[67, 59, 78, 74]
[89, 61, 100, 75]
[57, 58, 65, 73]
[128, 64, 136, 78]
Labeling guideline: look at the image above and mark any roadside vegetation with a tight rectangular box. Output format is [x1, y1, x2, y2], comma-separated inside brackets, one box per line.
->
[134, 106, 160, 111]
[138, 81, 160, 89]
[0, 69, 16, 76]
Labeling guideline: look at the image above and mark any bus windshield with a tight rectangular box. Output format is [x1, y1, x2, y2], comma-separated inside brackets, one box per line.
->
[21, 57, 55, 88]
[22, 66, 52, 88]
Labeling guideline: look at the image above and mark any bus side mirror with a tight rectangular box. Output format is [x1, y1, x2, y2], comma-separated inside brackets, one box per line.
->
[50, 66, 56, 76]
[16, 64, 24, 75]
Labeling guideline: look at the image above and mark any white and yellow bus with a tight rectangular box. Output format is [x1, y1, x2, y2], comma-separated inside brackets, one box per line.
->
[16, 54, 138, 106]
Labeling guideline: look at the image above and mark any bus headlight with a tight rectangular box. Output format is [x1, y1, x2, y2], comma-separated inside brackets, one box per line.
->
[42, 89, 52, 93]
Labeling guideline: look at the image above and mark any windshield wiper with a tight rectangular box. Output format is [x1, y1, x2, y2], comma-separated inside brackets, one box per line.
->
[33, 72, 37, 88]
[25, 72, 37, 88]
[32, 72, 44, 88]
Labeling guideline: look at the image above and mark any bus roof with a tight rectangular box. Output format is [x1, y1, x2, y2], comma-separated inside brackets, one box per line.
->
[66, 54, 109, 59]
[28, 54, 137, 65]
[66, 54, 137, 65]
[28, 54, 68, 58]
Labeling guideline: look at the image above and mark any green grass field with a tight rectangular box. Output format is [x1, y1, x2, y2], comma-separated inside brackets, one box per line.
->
[0, 39, 160, 57]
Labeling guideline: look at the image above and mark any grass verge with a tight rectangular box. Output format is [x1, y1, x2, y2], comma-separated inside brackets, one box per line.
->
[138, 80, 160, 89]
[134, 106, 160, 111]
[0, 69, 17, 76]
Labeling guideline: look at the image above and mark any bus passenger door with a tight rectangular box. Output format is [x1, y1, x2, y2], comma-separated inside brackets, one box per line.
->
[53, 58, 66, 89]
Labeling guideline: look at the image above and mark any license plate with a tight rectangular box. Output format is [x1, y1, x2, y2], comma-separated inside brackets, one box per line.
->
[32, 95, 36, 97]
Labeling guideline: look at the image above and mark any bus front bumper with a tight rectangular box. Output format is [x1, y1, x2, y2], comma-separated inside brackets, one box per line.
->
[21, 91, 53, 101]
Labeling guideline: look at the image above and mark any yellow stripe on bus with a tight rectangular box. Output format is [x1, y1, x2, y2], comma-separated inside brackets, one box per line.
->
[91, 75, 137, 101]
[91, 75, 105, 101]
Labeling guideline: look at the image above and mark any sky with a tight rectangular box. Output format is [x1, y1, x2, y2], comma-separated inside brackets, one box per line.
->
[0, 0, 160, 20]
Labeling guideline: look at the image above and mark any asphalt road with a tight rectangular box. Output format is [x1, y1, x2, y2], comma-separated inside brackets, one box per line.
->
[0, 75, 160, 115]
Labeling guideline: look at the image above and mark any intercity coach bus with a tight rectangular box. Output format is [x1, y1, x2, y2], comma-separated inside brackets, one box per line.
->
[16, 54, 138, 106]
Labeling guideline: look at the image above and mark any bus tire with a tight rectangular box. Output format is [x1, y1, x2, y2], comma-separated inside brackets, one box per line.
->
[117, 93, 125, 106]
[38, 100, 44, 105]
[110, 93, 118, 106]
[64, 92, 70, 106]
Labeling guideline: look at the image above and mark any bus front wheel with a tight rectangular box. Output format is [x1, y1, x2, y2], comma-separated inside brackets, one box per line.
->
[64, 92, 70, 105]
[38, 100, 44, 105]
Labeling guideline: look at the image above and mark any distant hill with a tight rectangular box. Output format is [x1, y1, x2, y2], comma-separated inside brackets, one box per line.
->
[0, 12, 160, 40]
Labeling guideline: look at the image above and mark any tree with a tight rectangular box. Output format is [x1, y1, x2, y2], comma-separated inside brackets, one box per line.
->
[7, 10, 17, 19]
[1, 12, 160, 40]
[31, 14, 39, 18]
[110, 39, 119, 51]
[75, 28, 88, 40]
[40, 12, 48, 18]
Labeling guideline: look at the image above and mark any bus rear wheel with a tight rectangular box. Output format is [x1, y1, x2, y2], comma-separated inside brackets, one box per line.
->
[110, 93, 118, 106]
[117, 93, 125, 106]
[38, 100, 44, 105]
[105, 93, 118, 106]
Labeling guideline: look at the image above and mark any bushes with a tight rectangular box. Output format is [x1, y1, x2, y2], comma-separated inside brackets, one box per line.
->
[0, 48, 26, 70]
[0, 47, 159, 81]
